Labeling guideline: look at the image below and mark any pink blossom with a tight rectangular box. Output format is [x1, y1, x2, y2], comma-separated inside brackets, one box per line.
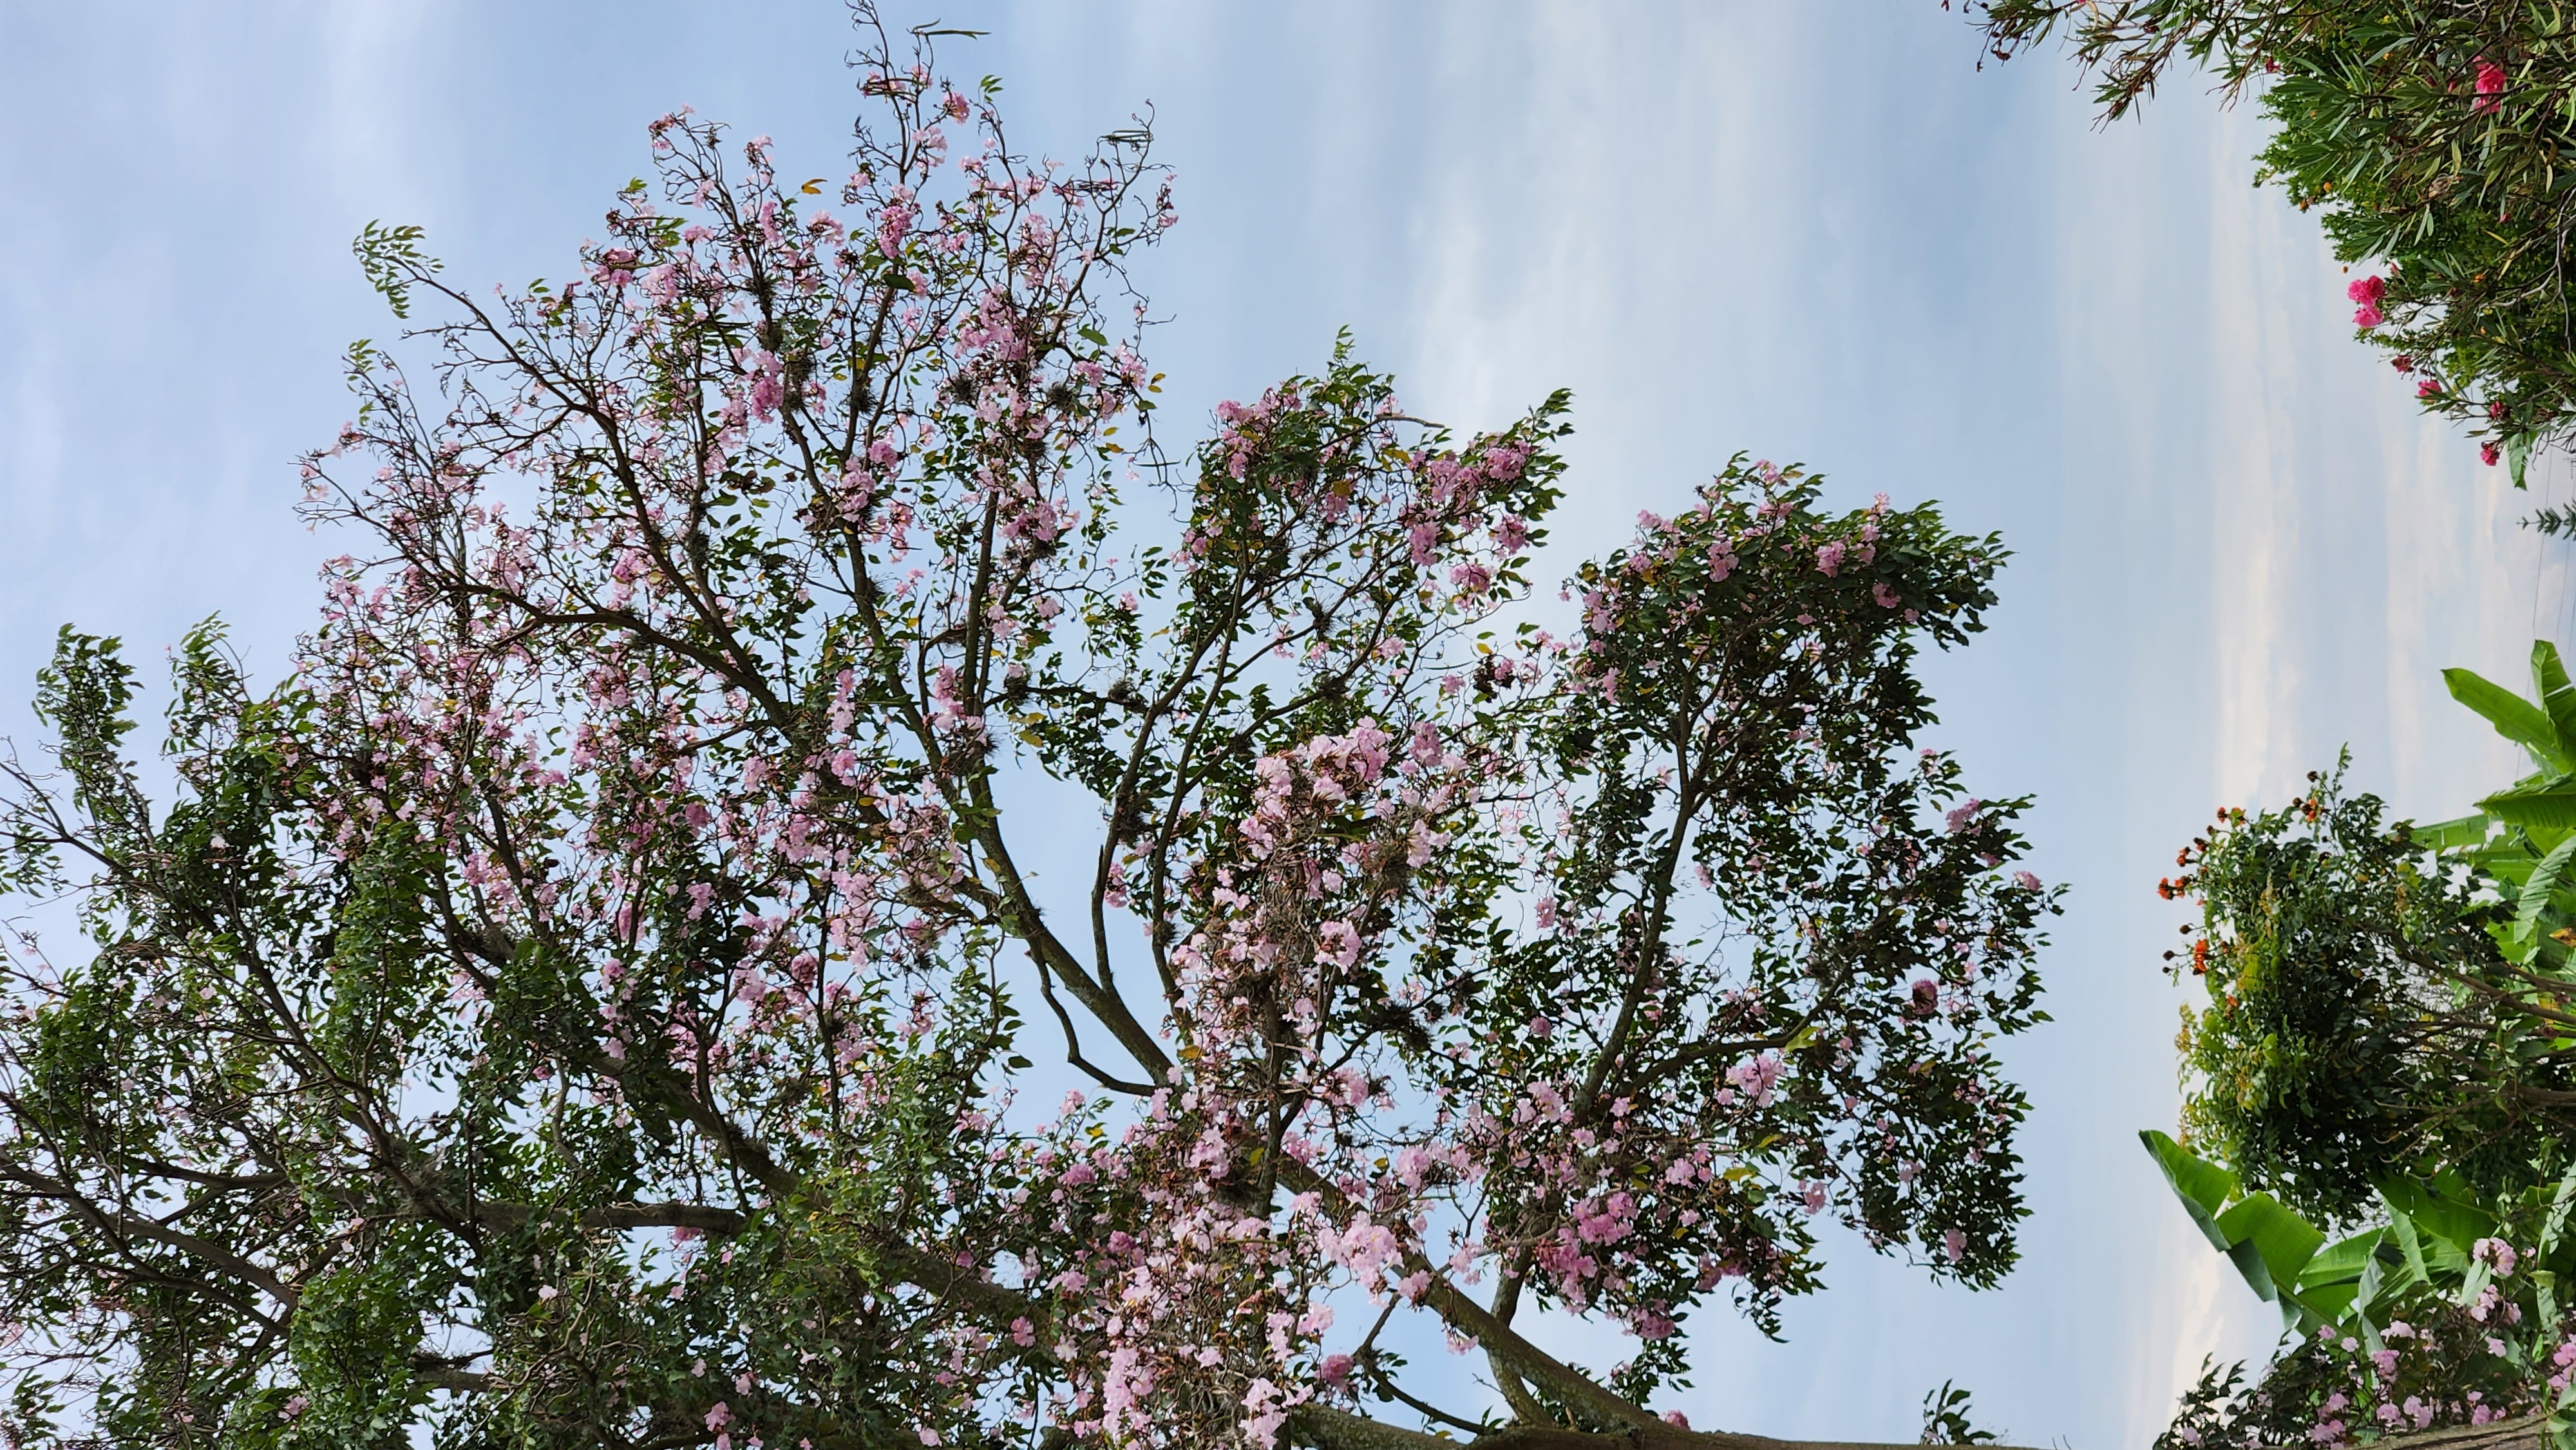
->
[2470, 1236, 2518, 1276]
[1322, 1216, 1404, 1285]
[1575, 1193, 1638, 1245]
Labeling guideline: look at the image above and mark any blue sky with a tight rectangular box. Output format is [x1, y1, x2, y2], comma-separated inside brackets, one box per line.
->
[2, 2, 2566, 1444]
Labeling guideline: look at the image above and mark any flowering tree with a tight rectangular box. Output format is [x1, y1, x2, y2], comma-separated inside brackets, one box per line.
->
[0, 12, 2063, 1447]
[1967, 0, 2576, 485]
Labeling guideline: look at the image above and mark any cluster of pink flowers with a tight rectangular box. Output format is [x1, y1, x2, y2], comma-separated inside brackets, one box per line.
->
[2266, 1245, 2566, 1449]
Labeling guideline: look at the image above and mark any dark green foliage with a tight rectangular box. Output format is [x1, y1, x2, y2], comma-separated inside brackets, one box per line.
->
[2168, 768, 2529, 1225]
[1920, 1380, 2001, 1445]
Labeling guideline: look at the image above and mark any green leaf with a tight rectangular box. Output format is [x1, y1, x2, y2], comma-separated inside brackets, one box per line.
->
[352, 221, 438, 321]
[2297, 1228, 2385, 1292]
[2141, 1129, 2237, 1253]
[2478, 777, 2576, 831]
[2226, 1237, 2280, 1303]
[2214, 1192, 2327, 1300]
[2447, 664, 2571, 771]
[2283, 1225, 2384, 1339]
[2380, 1175, 2496, 1255]
[2388, 1203, 2432, 1286]
[2412, 812, 2494, 850]
[2460, 1254, 2494, 1310]
[2539, 1162, 2576, 1257]
[2541, 642, 2576, 758]
[2512, 431, 2534, 490]
[2291, 1276, 2362, 1324]
[2354, 1250, 2387, 1350]
[2515, 832, 2576, 947]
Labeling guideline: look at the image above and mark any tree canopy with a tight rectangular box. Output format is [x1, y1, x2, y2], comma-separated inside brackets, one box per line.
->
[0, 12, 2061, 1448]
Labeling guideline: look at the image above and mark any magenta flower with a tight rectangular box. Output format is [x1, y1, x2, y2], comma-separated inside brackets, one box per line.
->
[2418, 379, 2443, 400]
[2482, 442, 2502, 466]
[2476, 57, 2507, 113]
[2353, 303, 2383, 328]
[2346, 275, 2385, 306]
